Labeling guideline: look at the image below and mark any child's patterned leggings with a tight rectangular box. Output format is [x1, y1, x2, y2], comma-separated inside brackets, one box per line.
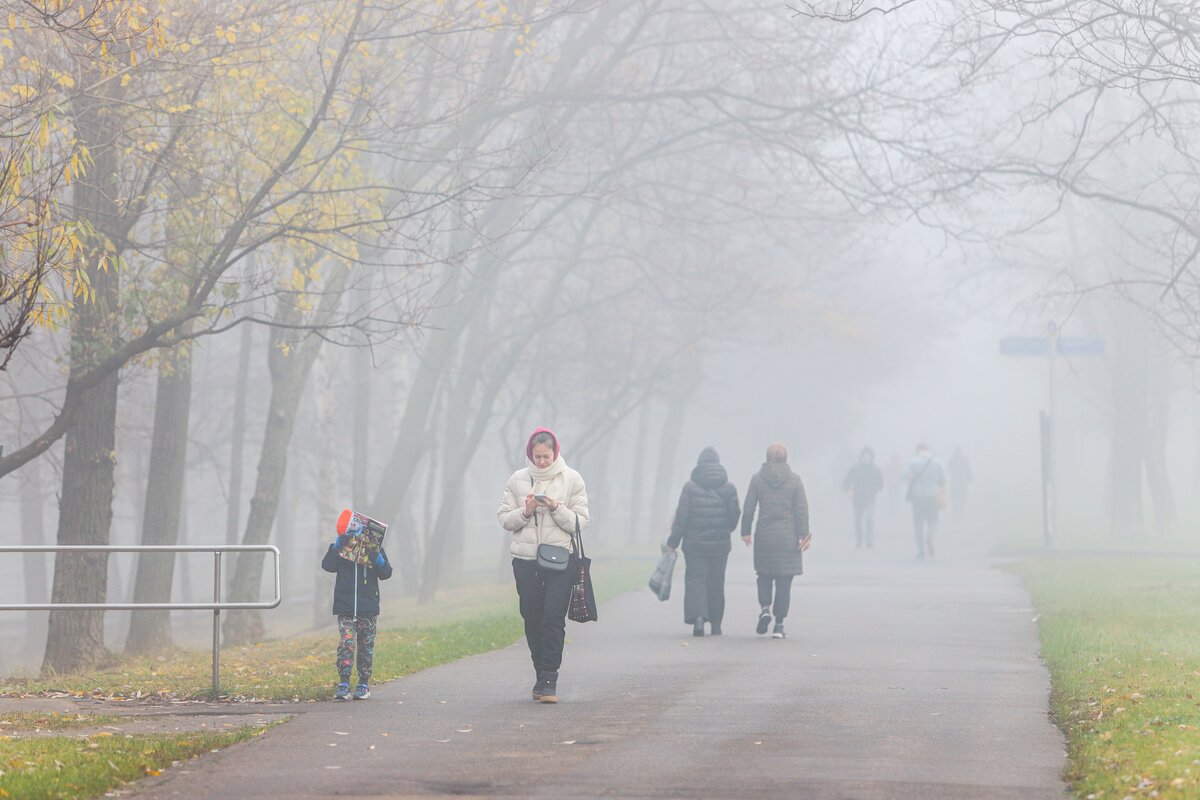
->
[336, 615, 377, 685]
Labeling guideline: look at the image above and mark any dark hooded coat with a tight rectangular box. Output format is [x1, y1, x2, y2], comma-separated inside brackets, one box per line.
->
[321, 546, 393, 617]
[667, 447, 741, 556]
[741, 461, 809, 576]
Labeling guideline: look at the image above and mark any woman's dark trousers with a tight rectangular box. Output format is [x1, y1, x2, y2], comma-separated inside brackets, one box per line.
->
[682, 550, 729, 625]
[757, 574, 794, 621]
[512, 557, 574, 672]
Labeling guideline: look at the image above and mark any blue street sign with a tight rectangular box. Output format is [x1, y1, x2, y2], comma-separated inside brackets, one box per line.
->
[999, 336, 1105, 357]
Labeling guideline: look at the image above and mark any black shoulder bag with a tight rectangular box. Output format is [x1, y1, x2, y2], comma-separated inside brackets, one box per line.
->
[568, 516, 597, 623]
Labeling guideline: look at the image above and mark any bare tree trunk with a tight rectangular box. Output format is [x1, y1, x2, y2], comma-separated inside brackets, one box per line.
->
[584, 437, 612, 531]
[223, 346, 308, 643]
[1108, 316, 1148, 538]
[351, 324, 371, 509]
[435, 329, 481, 592]
[627, 402, 651, 544]
[177, 483, 193, 604]
[226, 323, 253, 545]
[19, 458, 48, 657]
[368, 266, 468, 522]
[223, 271, 347, 644]
[126, 335, 194, 654]
[43, 87, 122, 676]
[650, 393, 688, 539]
[1144, 349, 1175, 537]
[276, 466, 295, 626]
[313, 348, 340, 627]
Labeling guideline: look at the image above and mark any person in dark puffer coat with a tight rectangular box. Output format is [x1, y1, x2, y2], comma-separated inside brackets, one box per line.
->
[740, 443, 809, 639]
[667, 447, 741, 636]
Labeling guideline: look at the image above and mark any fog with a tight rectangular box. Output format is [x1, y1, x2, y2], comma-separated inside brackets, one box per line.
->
[2, 0, 1199, 679]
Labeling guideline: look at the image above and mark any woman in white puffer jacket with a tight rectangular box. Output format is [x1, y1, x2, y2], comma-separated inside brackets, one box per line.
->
[497, 427, 590, 704]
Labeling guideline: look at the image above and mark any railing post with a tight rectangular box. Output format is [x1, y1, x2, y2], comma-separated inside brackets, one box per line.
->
[212, 551, 222, 698]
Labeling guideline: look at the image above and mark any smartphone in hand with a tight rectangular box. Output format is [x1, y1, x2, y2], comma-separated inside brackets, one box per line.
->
[534, 494, 549, 505]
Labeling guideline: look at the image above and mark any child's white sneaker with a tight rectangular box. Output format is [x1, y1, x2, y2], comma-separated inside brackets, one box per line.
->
[335, 683, 351, 700]
[353, 683, 371, 700]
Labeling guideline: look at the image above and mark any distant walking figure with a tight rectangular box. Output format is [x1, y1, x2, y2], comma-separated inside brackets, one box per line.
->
[947, 446, 973, 522]
[667, 447, 740, 637]
[497, 428, 590, 703]
[741, 443, 810, 639]
[901, 443, 946, 558]
[842, 447, 883, 548]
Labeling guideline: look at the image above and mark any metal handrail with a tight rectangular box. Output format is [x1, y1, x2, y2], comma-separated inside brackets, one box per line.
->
[0, 544, 281, 696]
[0, 545, 281, 610]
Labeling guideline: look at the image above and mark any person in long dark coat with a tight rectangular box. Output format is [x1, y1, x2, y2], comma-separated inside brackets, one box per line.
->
[842, 446, 883, 548]
[740, 443, 810, 639]
[667, 447, 741, 637]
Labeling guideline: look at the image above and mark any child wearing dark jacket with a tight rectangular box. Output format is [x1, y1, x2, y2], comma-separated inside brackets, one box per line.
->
[321, 533, 393, 700]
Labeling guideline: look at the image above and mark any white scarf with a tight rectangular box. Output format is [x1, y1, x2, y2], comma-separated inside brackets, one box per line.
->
[528, 455, 567, 483]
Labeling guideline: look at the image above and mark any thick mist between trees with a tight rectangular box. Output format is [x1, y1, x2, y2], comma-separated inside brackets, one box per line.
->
[3, 1, 1200, 676]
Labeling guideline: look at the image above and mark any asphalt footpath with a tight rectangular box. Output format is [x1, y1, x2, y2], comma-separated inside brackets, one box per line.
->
[136, 541, 1067, 800]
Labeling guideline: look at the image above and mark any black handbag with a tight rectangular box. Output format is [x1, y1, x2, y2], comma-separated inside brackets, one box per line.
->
[536, 542, 571, 572]
[568, 516, 597, 623]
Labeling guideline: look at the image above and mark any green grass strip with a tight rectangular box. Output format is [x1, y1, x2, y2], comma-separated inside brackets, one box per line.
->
[1015, 557, 1200, 799]
[0, 725, 267, 800]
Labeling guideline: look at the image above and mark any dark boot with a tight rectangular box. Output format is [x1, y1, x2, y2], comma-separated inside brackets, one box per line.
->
[531, 669, 543, 700]
[710, 622, 722, 636]
[693, 618, 706, 637]
[756, 607, 771, 635]
[537, 671, 559, 704]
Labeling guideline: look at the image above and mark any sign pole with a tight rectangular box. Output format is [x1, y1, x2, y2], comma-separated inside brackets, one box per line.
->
[999, 329, 1102, 549]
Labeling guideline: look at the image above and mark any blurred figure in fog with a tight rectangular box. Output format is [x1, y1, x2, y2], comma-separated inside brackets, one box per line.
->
[947, 446, 973, 523]
[901, 443, 946, 559]
[884, 452, 903, 515]
[667, 447, 740, 637]
[842, 447, 883, 548]
[741, 443, 810, 639]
